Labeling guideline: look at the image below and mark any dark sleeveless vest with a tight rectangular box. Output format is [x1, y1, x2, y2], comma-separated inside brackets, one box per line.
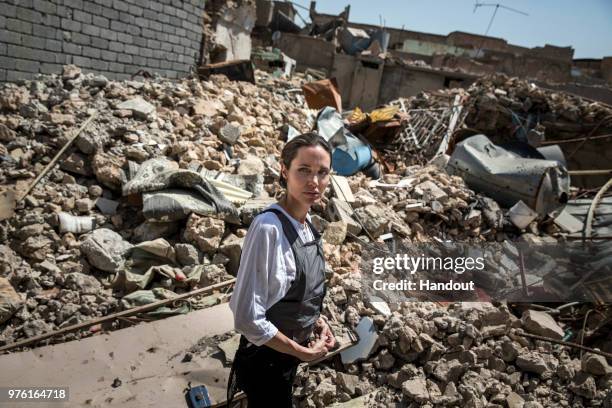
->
[260, 208, 326, 344]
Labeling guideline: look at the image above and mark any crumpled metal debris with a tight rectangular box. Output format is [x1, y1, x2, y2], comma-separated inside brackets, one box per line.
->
[447, 134, 570, 215]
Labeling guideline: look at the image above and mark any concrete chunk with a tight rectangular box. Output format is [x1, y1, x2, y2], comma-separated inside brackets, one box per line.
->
[521, 310, 564, 340]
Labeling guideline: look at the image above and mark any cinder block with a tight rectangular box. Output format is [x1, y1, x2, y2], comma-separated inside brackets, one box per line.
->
[45, 38, 62, 52]
[160, 59, 171, 69]
[132, 55, 146, 66]
[61, 18, 81, 32]
[40, 62, 62, 74]
[139, 47, 152, 57]
[110, 20, 127, 32]
[82, 1, 102, 15]
[168, 34, 179, 45]
[65, 0, 84, 10]
[147, 58, 160, 68]
[43, 14, 60, 27]
[112, 0, 129, 12]
[62, 41, 83, 55]
[176, 9, 187, 19]
[90, 59, 109, 71]
[147, 39, 161, 49]
[123, 64, 139, 74]
[0, 42, 6, 55]
[162, 5, 177, 16]
[82, 24, 100, 37]
[0, 4, 17, 18]
[108, 41, 124, 52]
[92, 15, 109, 28]
[124, 44, 138, 55]
[91, 37, 108, 49]
[157, 13, 169, 23]
[16, 58, 40, 73]
[155, 31, 168, 42]
[117, 32, 132, 44]
[134, 16, 148, 29]
[175, 27, 186, 37]
[169, 16, 181, 26]
[16, 7, 43, 24]
[7, 70, 35, 81]
[0, 56, 16, 70]
[128, 4, 143, 16]
[117, 53, 132, 64]
[142, 9, 156, 20]
[22, 34, 45, 49]
[73, 10, 92, 24]
[33, 0, 57, 14]
[172, 44, 184, 54]
[7, 18, 33, 34]
[160, 41, 172, 52]
[0, 69, 6, 81]
[150, 2, 162, 12]
[162, 24, 175, 34]
[101, 7, 117, 21]
[72, 55, 92, 68]
[127, 24, 141, 36]
[0, 29, 22, 45]
[99, 27, 117, 41]
[71, 32, 91, 45]
[100, 49, 117, 61]
[141, 28, 155, 39]
[108, 62, 124, 72]
[132, 36, 146, 47]
[83, 47, 101, 58]
[118, 13, 134, 24]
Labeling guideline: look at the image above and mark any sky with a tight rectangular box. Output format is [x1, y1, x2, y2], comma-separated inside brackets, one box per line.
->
[290, 0, 612, 59]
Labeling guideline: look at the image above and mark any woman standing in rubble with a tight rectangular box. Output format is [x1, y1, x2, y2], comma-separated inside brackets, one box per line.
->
[227, 133, 336, 407]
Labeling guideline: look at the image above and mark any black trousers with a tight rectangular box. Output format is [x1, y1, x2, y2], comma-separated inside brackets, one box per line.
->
[231, 336, 300, 408]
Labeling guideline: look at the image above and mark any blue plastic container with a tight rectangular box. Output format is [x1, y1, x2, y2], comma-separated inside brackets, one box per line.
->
[332, 145, 373, 176]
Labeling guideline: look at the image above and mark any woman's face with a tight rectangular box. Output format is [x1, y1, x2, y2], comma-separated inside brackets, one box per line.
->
[282, 145, 331, 206]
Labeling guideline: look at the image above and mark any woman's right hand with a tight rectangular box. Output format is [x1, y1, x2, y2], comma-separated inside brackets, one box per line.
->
[296, 338, 328, 362]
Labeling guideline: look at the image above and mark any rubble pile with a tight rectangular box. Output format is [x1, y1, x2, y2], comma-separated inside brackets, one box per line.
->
[293, 302, 611, 407]
[392, 74, 612, 164]
[0, 65, 312, 345]
[0, 66, 609, 407]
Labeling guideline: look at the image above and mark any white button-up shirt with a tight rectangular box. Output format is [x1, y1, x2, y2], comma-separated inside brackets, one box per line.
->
[229, 203, 314, 346]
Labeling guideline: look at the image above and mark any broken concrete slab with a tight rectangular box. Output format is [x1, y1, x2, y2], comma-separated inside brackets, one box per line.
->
[328, 198, 361, 235]
[521, 310, 564, 340]
[508, 200, 538, 229]
[116, 97, 156, 119]
[95, 197, 119, 215]
[218, 333, 241, 364]
[0, 277, 23, 324]
[323, 221, 348, 245]
[81, 228, 133, 273]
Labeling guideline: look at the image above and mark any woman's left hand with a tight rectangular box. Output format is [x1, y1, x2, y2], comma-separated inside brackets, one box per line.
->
[315, 317, 337, 349]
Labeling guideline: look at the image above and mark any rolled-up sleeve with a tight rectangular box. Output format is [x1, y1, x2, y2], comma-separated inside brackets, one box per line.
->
[229, 218, 281, 346]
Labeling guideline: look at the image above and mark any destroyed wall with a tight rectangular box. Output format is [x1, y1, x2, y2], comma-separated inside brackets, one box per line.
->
[0, 0, 204, 82]
[347, 22, 447, 50]
[276, 32, 335, 72]
[447, 31, 508, 53]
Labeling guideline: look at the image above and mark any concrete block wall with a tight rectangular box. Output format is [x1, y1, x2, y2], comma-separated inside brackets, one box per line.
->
[0, 0, 204, 82]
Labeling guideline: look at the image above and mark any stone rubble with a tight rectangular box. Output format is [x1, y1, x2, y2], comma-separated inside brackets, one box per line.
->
[0, 66, 610, 407]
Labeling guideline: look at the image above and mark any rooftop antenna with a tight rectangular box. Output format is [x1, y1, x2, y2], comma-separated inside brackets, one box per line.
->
[473, 1, 528, 58]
